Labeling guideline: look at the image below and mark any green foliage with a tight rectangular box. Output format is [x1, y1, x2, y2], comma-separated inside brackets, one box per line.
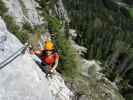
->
[3, 15, 29, 43]
[128, 8, 133, 17]
[0, 0, 8, 17]
[22, 22, 33, 32]
[35, 0, 57, 17]
[54, 32, 80, 79]
[46, 16, 62, 32]
[15, 31, 30, 43]
[3, 16, 19, 33]
[0, 0, 29, 43]
[35, 0, 63, 32]
[1, 12, 28, 43]
[36, 0, 79, 79]
[124, 94, 133, 100]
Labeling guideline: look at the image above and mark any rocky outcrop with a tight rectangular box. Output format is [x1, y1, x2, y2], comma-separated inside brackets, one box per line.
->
[2, 0, 43, 26]
[55, 0, 70, 22]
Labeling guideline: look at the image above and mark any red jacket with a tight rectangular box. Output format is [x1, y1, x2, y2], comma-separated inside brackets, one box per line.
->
[41, 53, 59, 66]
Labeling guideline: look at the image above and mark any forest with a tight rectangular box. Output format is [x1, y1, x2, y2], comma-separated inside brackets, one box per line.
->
[62, 0, 133, 99]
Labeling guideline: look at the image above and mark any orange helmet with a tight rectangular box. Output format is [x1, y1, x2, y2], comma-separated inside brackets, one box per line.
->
[44, 40, 54, 50]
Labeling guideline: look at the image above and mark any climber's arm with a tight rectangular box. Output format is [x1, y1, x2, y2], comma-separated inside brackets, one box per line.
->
[33, 48, 44, 54]
[50, 58, 59, 73]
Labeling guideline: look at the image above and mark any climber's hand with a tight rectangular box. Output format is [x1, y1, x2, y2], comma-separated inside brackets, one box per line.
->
[50, 69, 55, 73]
[35, 50, 41, 54]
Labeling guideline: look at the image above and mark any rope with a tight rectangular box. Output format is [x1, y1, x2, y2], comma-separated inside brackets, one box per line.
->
[0, 45, 27, 69]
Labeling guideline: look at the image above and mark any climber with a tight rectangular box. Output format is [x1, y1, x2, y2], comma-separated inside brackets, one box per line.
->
[30, 40, 59, 77]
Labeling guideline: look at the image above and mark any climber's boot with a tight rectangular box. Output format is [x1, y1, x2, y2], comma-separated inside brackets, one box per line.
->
[46, 71, 53, 79]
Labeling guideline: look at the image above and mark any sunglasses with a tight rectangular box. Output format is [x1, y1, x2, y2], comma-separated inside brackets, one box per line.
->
[45, 50, 54, 51]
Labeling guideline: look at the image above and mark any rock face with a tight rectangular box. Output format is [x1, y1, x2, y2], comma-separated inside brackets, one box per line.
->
[0, 16, 22, 62]
[49, 73, 73, 100]
[0, 16, 73, 100]
[2, 0, 43, 26]
[55, 0, 69, 22]
[0, 16, 53, 100]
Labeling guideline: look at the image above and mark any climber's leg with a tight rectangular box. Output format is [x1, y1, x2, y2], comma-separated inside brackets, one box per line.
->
[40, 64, 53, 79]
[31, 54, 42, 66]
